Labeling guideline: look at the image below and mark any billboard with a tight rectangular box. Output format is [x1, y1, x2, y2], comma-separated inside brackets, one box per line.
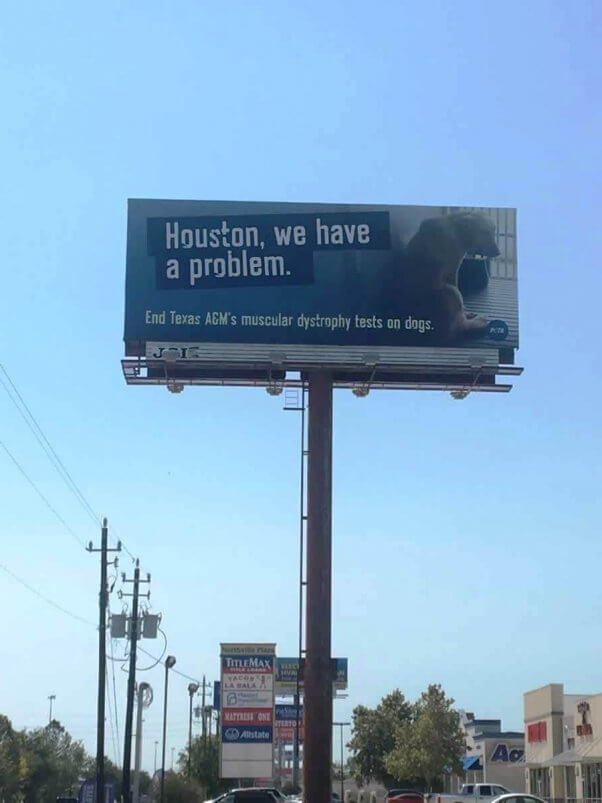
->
[274, 657, 348, 696]
[124, 199, 518, 373]
[219, 643, 275, 780]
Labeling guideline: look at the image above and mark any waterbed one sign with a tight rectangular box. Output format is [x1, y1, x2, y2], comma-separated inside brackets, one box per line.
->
[124, 199, 518, 357]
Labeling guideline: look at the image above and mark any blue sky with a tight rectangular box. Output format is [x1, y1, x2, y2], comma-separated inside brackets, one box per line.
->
[1, 0, 601, 775]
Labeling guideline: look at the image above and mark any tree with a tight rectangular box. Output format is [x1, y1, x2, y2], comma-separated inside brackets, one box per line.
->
[178, 735, 227, 799]
[348, 690, 412, 787]
[21, 720, 88, 803]
[161, 771, 205, 803]
[385, 684, 465, 791]
[0, 715, 27, 803]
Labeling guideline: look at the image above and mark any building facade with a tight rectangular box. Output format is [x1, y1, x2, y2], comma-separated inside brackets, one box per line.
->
[446, 713, 525, 793]
[524, 683, 602, 800]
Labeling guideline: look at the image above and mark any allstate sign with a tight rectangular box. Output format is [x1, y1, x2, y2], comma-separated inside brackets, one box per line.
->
[490, 743, 525, 763]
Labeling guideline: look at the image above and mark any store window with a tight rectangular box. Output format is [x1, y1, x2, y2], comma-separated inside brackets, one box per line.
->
[583, 763, 602, 800]
[529, 768, 550, 799]
[565, 766, 576, 800]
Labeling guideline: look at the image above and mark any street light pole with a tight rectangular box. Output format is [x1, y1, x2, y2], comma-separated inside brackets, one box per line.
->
[160, 656, 176, 803]
[154, 741, 158, 774]
[333, 722, 350, 803]
[48, 694, 56, 725]
[188, 682, 199, 776]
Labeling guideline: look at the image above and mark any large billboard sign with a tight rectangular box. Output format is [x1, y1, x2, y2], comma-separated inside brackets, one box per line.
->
[124, 199, 518, 378]
[219, 643, 275, 780]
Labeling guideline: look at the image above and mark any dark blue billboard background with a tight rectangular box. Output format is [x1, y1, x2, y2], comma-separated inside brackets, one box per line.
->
[125, 199, 518, 351]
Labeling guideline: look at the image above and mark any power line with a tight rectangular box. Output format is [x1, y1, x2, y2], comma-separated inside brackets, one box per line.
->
[138, 643, 201, 685]
[109, 634, 122, 762]
[0, 561, 95, 625]
[1, 559, 203, 691]
[105, 659, 119, 765]
[0, 363, 138, 562]
[0, 364, 101, 527]
[0, 439, 87, 549]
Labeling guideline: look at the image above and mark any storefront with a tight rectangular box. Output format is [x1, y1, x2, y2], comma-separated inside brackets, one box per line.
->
[445, 713, 525, 792]
[524, 683, 602, 801]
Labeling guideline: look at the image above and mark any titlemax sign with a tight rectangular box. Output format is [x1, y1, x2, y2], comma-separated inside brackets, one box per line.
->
[222, 656, 273, 672]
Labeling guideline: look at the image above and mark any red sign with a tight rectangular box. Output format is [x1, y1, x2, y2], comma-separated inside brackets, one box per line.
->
[222, 656, 273, 674]
[222, 708, 273, 725]
[275, 722, 304, 743]
[527, 722, 547, 743]
[577, 724, 593, 736]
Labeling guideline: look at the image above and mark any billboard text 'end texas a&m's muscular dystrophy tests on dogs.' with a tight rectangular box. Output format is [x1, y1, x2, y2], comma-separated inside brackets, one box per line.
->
[124, 199, 518, 358]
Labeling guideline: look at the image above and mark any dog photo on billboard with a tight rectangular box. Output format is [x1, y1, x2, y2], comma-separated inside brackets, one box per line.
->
[401, 211, 500, 342]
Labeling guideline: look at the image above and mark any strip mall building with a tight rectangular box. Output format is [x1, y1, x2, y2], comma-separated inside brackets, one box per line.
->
[446, 713, 525, 792]
[525, 683, 602, 800]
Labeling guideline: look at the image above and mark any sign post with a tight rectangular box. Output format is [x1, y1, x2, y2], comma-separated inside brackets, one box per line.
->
[303, 371, 333, 803]
[219, 643, 276, 781]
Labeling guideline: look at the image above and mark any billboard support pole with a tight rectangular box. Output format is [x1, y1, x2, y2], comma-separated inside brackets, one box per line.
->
[303, 371, 333, 803]
[293, 382, 307, 791]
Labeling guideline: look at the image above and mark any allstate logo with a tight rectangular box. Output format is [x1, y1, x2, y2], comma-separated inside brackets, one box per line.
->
[224, 728, 240, 740]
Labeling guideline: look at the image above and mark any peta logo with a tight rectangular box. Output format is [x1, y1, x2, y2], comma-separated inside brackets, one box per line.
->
[490, 743, 525, 763]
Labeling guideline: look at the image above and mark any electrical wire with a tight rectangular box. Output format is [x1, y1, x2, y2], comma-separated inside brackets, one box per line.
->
[138, 634, 202, 684]
[110, 640, 122, 763]
[0, 439, 87, 549]
[0, 363, 138, 562]
[105, 658, 119, 766]
[136, 629, 168, 672]
[1, 560, 203, 692]
[107, 603, 122, 764]
[0, 364, 101, 527]
[0, 561, 95, 625]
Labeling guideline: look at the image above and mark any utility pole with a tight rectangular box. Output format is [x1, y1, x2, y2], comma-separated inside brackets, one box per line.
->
[48, 694, 56, 725]
[88, 519, 121, 803]
[121, 561, 151, 803]
[201, 675, 207, 747]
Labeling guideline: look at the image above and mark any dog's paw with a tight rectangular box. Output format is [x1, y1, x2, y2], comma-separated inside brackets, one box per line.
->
[464, 313, 488, 332]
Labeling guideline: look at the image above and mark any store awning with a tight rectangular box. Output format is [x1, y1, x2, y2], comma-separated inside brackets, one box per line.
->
[463, 755, 483, 771]
[542, 749, 580, 767]
[542, 748, 602, 766]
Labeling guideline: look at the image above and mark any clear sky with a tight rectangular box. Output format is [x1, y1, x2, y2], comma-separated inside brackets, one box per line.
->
[1, 0, 600, 777]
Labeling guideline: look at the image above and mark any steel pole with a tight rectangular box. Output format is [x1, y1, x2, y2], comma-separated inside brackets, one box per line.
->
[188, 693, 193, 776]
[340, 723, 344, 802]
[160, 658, 175, 803]
[122, 564, 141, 803]
[160, 666, 169, 803]
[133, 685, 145, 803]
[293, 382, 306, 791]
[303, 371, 333, 803]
